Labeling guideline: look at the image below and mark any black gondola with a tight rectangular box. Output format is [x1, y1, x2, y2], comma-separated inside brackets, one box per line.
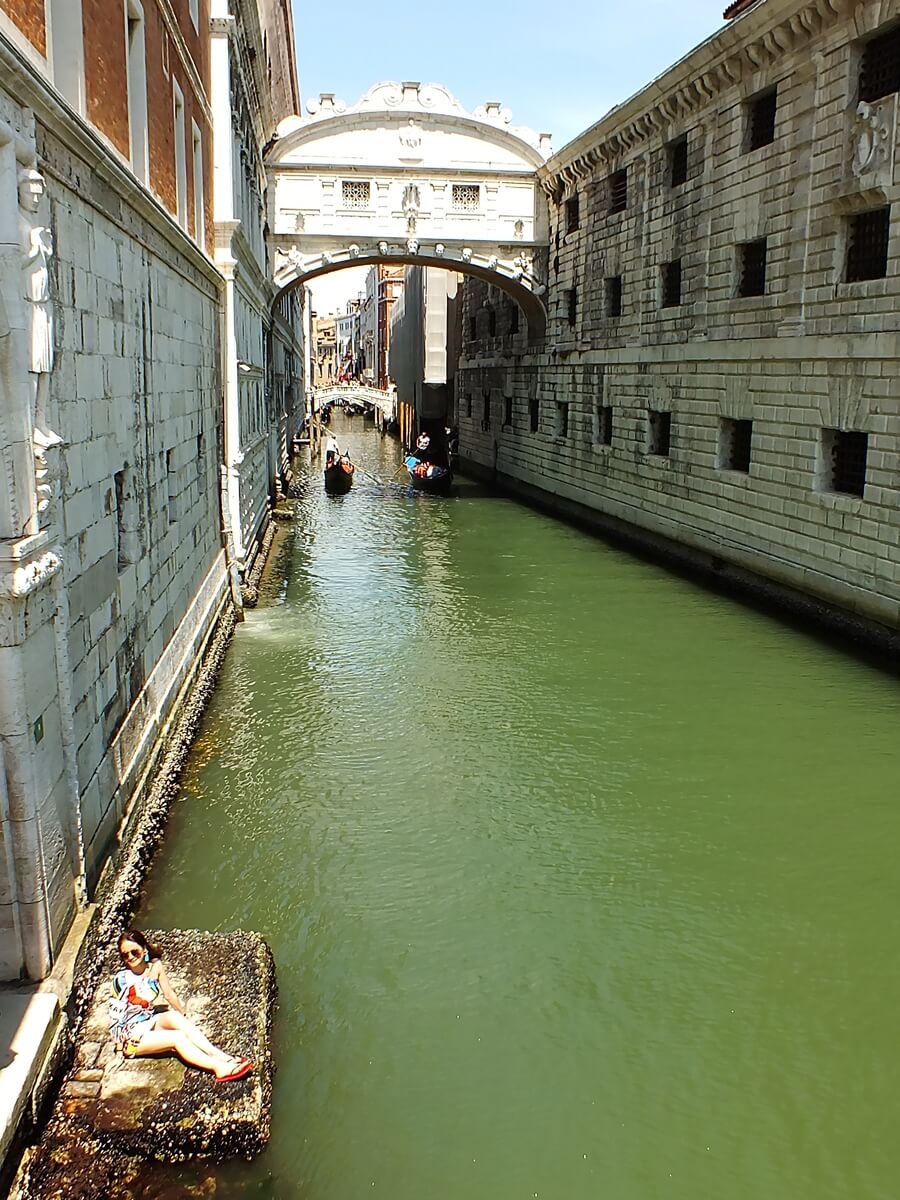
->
[405, 455, 453, 495]
[324, 456, 354, 494]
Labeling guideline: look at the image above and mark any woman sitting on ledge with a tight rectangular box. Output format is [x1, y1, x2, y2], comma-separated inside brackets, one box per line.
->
[109, 929, 252, 1083]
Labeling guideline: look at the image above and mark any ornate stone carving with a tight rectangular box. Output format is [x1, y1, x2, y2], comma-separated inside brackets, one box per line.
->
[399, 119, 423, 158]
[850, 101, 889, 177]
[406, 238, 419, 255]
[513, 219, 524, 239]
[19, 168, 54, 431]
[461, 247, 473, 263]
[402, 183, 420, 234]
[348, 243, 360, 258]
[0, 545, 62, 600]
[33, 428, 62, 529]
[435, 243, 445, 257]
[378, 241, 389, 256]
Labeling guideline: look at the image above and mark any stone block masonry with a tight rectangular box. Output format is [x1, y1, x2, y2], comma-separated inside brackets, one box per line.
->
[458, 0, 900, 643]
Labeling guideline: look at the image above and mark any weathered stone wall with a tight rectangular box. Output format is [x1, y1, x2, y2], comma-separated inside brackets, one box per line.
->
[458, 0, 900, 636]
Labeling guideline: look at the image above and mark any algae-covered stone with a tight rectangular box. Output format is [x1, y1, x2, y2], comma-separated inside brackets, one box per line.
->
[17, 929, 276, 1199]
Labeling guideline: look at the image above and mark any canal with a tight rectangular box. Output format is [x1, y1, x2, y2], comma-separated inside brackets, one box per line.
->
[140, 416, 900, 1199]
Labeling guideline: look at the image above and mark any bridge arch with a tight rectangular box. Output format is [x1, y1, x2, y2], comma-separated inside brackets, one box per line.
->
[267, 81, 551, 340]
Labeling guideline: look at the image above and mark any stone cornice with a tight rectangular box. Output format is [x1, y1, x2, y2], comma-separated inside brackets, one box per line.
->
[540, 0, 852, 194]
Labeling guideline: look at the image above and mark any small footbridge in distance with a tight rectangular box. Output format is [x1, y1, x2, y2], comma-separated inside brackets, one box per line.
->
[267, 82, 552, 340]
[313, 383, 396, 426]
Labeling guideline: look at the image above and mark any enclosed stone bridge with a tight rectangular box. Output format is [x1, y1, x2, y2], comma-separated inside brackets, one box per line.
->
[267, 82, 552, 338]
[314, 382, 396, 423]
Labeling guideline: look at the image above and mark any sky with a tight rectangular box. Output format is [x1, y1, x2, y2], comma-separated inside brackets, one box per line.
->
[291, 0, 726, 314]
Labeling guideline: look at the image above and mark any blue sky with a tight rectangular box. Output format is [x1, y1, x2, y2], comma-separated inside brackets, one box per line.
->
[290, 0, 725, 151]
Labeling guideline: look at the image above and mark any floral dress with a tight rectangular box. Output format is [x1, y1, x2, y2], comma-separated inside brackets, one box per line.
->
[108, 967, 162, 1051]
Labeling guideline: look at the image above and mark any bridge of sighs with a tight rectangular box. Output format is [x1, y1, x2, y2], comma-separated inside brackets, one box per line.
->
[267, 82, 552, 338]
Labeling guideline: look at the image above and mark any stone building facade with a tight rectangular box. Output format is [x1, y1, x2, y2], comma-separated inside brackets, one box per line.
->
[457, 0, 900, 638]
[0, 0, 300, 984]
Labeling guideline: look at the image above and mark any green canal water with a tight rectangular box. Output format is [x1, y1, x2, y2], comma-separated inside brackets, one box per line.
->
[141, 417, 900, 1199]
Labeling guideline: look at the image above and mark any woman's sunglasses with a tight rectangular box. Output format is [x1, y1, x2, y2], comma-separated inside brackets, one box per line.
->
[121, 947, 144, 962]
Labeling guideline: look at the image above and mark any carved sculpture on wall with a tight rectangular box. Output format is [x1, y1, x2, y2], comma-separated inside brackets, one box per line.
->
[402, 183, 421, 234]
[850, 101, 889, 177]
[399, 119, 423, 159]
[18, 168, 53, 432]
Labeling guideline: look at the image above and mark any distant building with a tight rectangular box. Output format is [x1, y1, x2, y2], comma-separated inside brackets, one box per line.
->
[390, 268, 461, 446]
[312, 315, 337, 386]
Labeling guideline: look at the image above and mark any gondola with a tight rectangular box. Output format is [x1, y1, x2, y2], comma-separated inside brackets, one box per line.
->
[324, 456, 354, 494]
[405, 455, 453, 495]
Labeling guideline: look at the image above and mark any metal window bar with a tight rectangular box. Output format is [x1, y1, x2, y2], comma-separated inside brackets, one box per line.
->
[606, 275, 623, 318]
[596, 405, 613, 445]
[566, 195, 580, 233]
[859, 25, 900, 103]
[846, 207, 891, 282]
[738, 239, 767, 297]
[724, 419, 752, 471]
[670, 136, 688, 187]
[609, 169, 628, 214]
[831, 430, 868, 496]
[748, 89, 777, 150]
[661, 259, 682, 308]
[648, 410, 671, 455]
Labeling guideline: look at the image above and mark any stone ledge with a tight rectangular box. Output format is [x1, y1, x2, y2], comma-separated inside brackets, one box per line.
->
[15, 930, 276, 1199]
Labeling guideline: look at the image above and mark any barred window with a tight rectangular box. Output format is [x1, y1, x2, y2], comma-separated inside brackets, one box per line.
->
[452, 184, 480, 210]
[503, 395, 513, 427]
[647, 410, 672, 456]
[481, 391, 491, 432]
[609, 168, 628, 214]
[554, 402, 569, 439]
[566, 195, 580, 233]
[508, 301, 520, 334]
[820, 429, 868, 497]
[661, 259, 682, 308]
[737, 239, 768, 297]
[565, 288, 577, 327]
[669, 135, 689, 187]
[719, 418, 753, 472]
[593, 405, 613, 446]
[747, 88, 777, 151]
[859, 24, 900, 103]
[342, 180, 370, 208]
[605, 275, 623, 318]
[529, 395, 540, 433]
[488, 308, 497, 337]
[846, 207, 891, 282]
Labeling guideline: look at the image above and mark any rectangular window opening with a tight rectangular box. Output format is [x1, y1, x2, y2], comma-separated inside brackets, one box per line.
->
[605, 274, 623, 318]
[661, 259, 682, 308]
[508, 301, 520, 334]
[555, 402, 569, 439]
[165, 449, 177, 524]
[191, 120, 204, 247]
[565, 287, 577, 328]
[609, 168, 628, 214]
[820, 428, 868, 497]
[172, 80, 187, 227]
[669, 135, 689, 187]
[647, 410, 672, 456]
[452, 184, 480, 210]
[114, 469, 127, 571]
[481, 391, 491, 432]
[859, 23, 900, 103]
[466, 394, 473, 419]
[503, 395, 513, 428]
[566, 194, 580, 233]
[845, 207, 890, 282]
[737, 238, 767, 297]
[719, 418, 753, 472]
[126, 0, 149, 184]
[488, 308, 497, 337]
[529, 395, 540, 434]
[593, 404, 613, 446]
[747, 87, 777, 151]
[468, 314, 477, 341]
[342, 180, 371, 209]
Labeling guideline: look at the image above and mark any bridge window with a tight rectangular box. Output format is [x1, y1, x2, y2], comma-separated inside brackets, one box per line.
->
[818, 429, 868, 497]
[859, 23, 900, 102]
[342, 180, 371, 208]
[647, 410, 672, 456]
[845, 207, 890, 281]
[452, 184, 480, 210]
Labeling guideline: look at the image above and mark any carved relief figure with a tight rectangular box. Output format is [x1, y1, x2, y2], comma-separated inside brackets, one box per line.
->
[402, 183, 420, 234]
[18, 168, 54, 431]
[399, 119, 423, 156]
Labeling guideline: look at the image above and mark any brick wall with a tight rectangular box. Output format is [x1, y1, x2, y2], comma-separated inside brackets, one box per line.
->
[0, 0, 46, 54]
[458, 0, 900, 634]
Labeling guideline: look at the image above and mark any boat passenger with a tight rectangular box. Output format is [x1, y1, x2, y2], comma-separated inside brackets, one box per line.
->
[109, 929, 252, 1082]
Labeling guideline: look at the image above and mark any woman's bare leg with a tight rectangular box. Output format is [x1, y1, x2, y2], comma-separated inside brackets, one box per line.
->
[154, 1011, 235, 1064]
[127, 1028, 234, 1077]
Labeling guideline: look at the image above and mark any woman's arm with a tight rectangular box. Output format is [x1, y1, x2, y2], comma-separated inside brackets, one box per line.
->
[154, 962, 184, 1013]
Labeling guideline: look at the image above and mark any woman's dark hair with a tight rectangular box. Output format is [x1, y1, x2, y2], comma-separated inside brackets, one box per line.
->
[118, 929, 161, 961]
